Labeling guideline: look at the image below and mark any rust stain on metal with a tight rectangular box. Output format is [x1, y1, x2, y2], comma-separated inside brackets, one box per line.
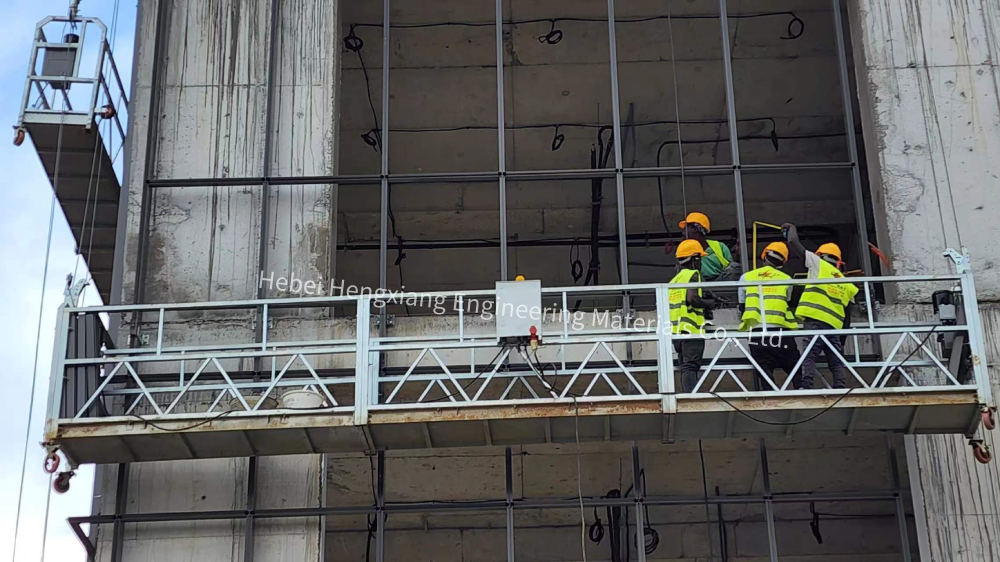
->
[367, 401, 661, 425]
[679, 391, 978, 413]
[57, 412, 355, 439]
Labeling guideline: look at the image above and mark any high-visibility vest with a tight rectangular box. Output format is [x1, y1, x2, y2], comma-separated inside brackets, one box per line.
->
[706, 239, 730, 268]
[739, 266, 798, 331]
[795, 259, 859, 329]
[668, 268, 706, 334]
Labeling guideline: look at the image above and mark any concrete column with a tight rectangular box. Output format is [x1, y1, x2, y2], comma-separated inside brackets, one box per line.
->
[849, 1, 1000, 559]
[105, 0, 341, 559]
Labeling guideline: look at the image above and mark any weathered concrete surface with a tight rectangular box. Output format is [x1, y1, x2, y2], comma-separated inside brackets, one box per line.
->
[109, 0, 341, 559]
[850, 0, 1000, 300]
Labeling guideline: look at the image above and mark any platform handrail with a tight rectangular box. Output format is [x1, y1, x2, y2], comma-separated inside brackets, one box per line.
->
[43, 270, 993, 446]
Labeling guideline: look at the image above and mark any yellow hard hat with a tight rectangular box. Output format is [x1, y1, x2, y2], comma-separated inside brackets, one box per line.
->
[678, 212, 711, 233]
[816, 243, 843, 263]
[515, 275, 526, 281]
[761, 241, 789, 262]
[675, 239, 708, 259]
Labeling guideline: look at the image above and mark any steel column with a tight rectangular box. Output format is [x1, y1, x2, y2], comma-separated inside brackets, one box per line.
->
[606, 0, 629, 284]
[632, 443, 647, 562]
[110, 463, 129, 562]
[506, 446, 515, 562]
[379, 0, 390, 294]
[376, 451, 386, 562]
[887, 438, 913, 562]
[717, 0, 750, 271]
[495, 0, 508, 281]
[133, 0, 168, 309]
[759, 439, 779, 562]
[831, 0, 874, 275]
[244, 457, 258, 562]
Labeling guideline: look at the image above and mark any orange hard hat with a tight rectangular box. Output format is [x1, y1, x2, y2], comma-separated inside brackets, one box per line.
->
[676, 239, 708, 259]
[761, 241, 789, 262]
[678, 212, 711, 233]
[816, 243, 843, 263]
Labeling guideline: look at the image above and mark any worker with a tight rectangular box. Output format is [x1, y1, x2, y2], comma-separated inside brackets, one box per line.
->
[678, 212, 740, 281]
[738, 241, 802, 390]
[783, 223, 859, 389]
[668, 240, 717, 392]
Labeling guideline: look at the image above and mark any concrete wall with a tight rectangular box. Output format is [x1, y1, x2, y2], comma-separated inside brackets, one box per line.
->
[850, 0, 1000, 558]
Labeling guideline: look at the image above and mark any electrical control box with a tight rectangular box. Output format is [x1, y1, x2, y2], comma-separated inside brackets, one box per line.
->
[41, 34, 80, 90]
[495, 279, 543, 340]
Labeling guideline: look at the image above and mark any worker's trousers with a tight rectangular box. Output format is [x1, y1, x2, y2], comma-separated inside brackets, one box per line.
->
[799, 319, 847, 389]
[674, 339, 706, 393]
[748, 330, 802, 390]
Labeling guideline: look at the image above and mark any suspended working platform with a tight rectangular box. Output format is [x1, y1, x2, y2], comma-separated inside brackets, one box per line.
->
[43, 264, 996, 466]
[15, 15, 128, 304]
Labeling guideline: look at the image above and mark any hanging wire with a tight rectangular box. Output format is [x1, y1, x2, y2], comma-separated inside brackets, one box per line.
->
[12, 117, 64, 562]
[39, 472, 55, 562]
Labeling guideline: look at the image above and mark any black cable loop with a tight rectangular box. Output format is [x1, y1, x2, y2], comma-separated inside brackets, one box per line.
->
[537, 19, 563, 44]
[783, 15, 805, 40]
[344, 25, 364, 52]
[551, 125, 565, 151]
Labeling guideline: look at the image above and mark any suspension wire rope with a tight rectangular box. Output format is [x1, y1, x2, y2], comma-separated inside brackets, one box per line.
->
[665, 0, 687, 216]
[72, 0, 126, 292]
[72, 103, 108, 286]
[39, 473, 55, 562]
[12, 116, 65, 562]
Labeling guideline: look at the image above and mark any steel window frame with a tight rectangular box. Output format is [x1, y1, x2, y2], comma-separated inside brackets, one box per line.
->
[77, 441, 916, 561]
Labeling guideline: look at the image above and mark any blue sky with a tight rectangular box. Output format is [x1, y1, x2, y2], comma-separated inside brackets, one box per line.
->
[0, 1, 136, 560]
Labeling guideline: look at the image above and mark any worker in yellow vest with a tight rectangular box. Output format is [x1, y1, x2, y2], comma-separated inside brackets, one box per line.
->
[668, 240, 718, 392]
[678, 212, 740, 281]
[783, 223, 859, 389]
[738, 241, 802, 390]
